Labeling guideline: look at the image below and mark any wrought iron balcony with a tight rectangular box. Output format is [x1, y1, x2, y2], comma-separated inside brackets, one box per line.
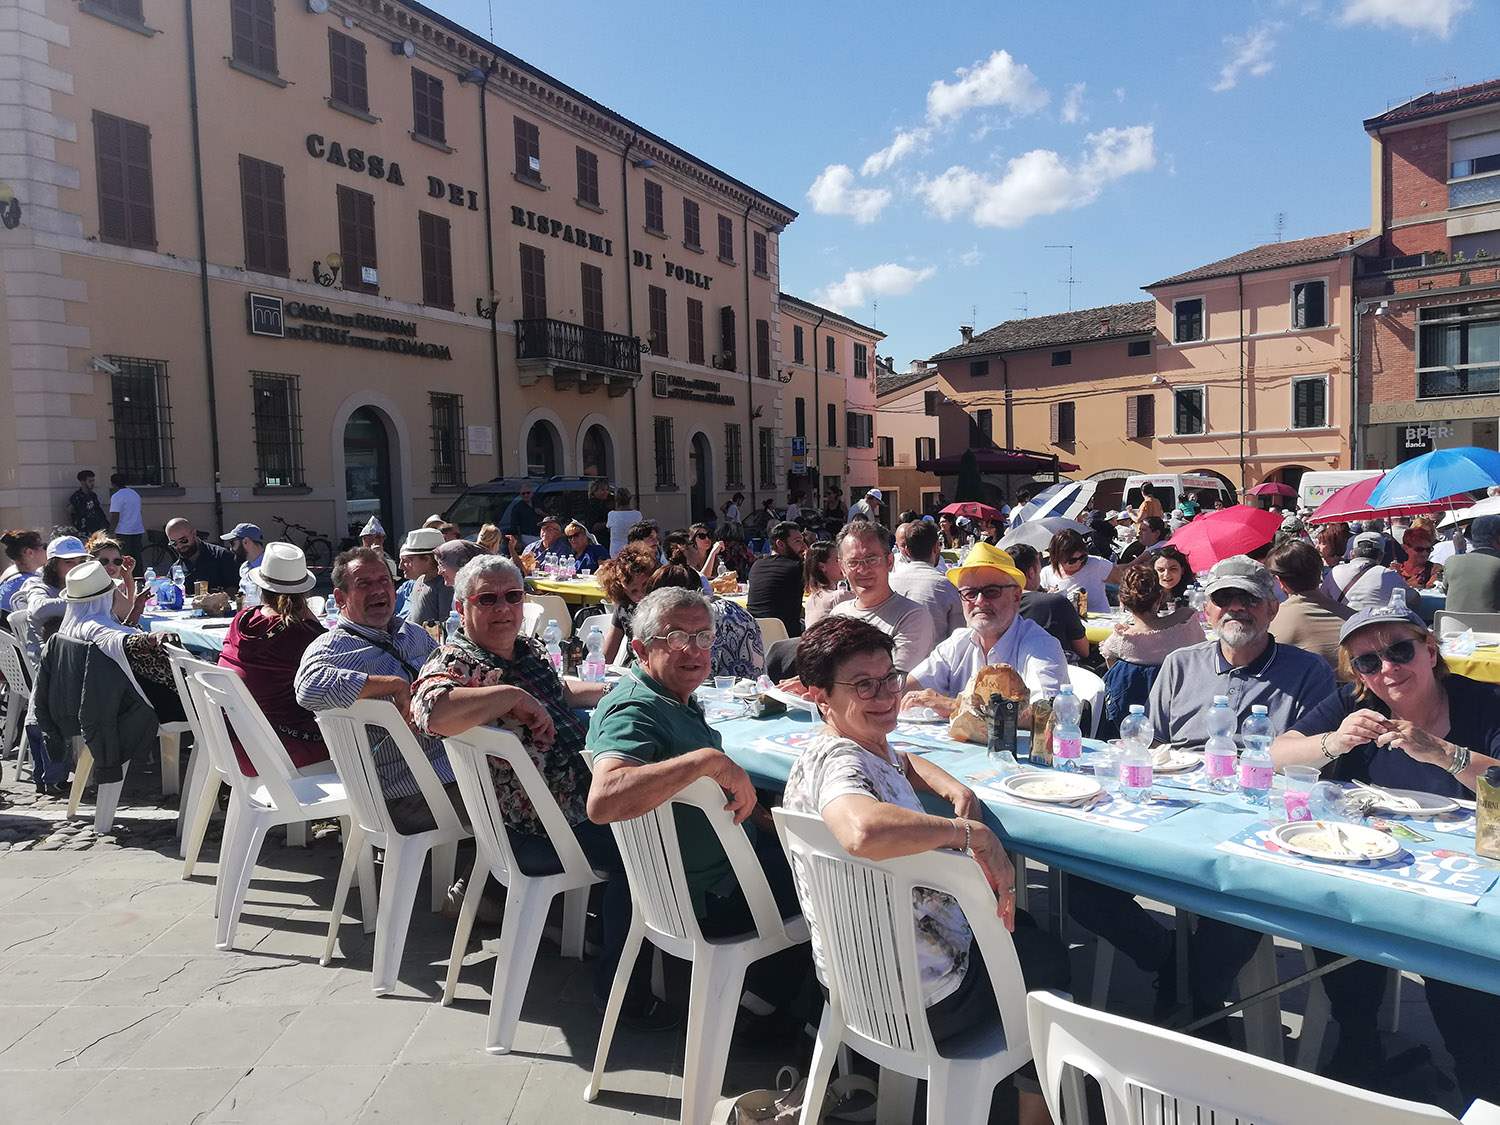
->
[515, 318, 641, 395]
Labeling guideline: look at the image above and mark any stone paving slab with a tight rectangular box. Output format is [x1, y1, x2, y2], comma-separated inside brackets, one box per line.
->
[0, 758, 1470, 1122]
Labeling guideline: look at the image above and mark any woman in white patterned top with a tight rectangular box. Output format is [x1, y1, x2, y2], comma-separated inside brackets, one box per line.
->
[781, 617, 1067, 1125]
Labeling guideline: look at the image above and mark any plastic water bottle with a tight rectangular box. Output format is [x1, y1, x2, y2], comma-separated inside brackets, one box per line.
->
[1052, 685, 1083, 773]
[1203, 695, 1239, 793]
[1118, 704, 1155, 804]
[325, 600, 340, 630]
[143, 567, 158, 608]
[543, 620, 564, 674]
[582, 621, 606, 682]
[1239, 705, 1274, 807]
[170, 560, 186, 598]
[444, 608, 462, 641]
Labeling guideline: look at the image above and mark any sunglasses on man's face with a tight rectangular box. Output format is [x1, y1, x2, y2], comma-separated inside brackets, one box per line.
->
[1209, 589, 1264, 609]
[466, 589, 525, 608]
[1349, 638, 1419, 676]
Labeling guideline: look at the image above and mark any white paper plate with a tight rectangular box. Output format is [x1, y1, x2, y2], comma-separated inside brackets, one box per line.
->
[1271, 821, 1400, 862]
[899, 707, 946, 724]
[1153, 749, 1202, 773]
[763, 685, 820, 715]
[999, 772, 1102, 805]
[1353, 787, 1459, 816]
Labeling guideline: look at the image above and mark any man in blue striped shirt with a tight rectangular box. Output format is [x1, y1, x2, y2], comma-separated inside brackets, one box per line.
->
[295, 546, 459, 832]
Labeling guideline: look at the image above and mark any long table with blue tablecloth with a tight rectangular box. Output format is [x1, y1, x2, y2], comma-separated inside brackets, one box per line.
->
[715, 708, 1500, 997]
[141, 609, 235, 654]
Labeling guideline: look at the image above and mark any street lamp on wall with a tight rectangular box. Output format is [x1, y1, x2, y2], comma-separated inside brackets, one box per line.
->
[312, 252, 342, 287]
[0, 182, 21, 230]
[476, 291, 499, 319]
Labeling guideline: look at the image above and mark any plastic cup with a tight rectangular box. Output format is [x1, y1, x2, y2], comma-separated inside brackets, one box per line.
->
[1281, 764, 1320, 822]
[714, 676, 734, 693]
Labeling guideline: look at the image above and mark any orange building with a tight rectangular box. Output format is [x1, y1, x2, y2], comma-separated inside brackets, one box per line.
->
[0, 0, 794, 541]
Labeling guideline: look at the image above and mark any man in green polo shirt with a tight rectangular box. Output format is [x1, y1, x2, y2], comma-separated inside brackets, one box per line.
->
[587, 586, 806, 1014]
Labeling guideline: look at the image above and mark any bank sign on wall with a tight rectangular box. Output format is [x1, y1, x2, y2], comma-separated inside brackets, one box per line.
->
[246, 293, 453, 360]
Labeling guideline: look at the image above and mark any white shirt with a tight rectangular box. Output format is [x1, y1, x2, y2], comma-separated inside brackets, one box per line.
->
[605, 509, 641, 557]
[109, 486, 144, 535]
[1432, 540, 1458, 566]
[724, 503, 741, 522]
[785, 503, 801, 522]
[909, 619, 1068, 699]
[889, 560, 966, 641]
[239, 555, 262, 606]
[1040, 556, 1113, 616]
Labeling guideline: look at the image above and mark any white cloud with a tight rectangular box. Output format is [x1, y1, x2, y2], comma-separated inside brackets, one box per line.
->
[1339, 0, 1469, 35]
[861, 128, 931, 176]
[959, 247, 983, 267]
[915, 125, 1156, 229]
[806, 164, 892, 224]
[1212, 24, 1280, 91]
[926, 50, 1049, 122]
[1061, 83, 1087, 123]
[814, 264, 937, 312]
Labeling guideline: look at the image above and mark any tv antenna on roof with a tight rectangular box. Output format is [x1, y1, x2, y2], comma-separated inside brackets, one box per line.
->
[1015, 290, 1028, 317]
[1425, 72, 1458, 90]
[1045, 244, 1076, 310]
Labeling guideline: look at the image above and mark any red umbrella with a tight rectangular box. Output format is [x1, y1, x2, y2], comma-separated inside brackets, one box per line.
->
[1246, 482, 1296, 498]
[1307, 476, 1470, 524]
[941, 501, 1005, 522]
[1166, 506, 1283, 572]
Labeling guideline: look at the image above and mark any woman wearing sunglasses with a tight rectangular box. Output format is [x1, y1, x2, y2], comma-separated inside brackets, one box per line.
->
[783, 617, 1069, 1125]
[1039, 528, 1125, 617]
[1269, 601, 1500, 1104]
[84, 532, 149, 626]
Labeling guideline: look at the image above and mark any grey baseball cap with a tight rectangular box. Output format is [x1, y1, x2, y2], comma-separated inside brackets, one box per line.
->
[1201, 555, 1275, 601]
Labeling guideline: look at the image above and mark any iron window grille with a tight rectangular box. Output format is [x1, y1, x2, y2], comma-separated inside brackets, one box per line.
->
[251, 371, 304, 488]
[653, 416, 676, 488]
[725, 423, 743, 487]
[430, 392, 466, 487]
[108, 356, 175, 487]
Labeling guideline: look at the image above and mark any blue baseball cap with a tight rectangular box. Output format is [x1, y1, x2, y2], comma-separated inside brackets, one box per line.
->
[221, 522, 262, 542]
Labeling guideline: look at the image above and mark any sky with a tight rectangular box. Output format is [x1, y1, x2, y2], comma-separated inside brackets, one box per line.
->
[427, 0, 1497, 367]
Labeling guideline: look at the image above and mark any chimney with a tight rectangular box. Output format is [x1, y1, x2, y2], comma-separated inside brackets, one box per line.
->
[959, 325, 974, 343]
[1099, 318, 1111, 333]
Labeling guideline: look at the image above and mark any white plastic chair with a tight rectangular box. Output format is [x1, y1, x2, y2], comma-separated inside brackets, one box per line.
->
[587, 776, 808, 1125]
[526, 594, 573, 640]
[7, 609, 37, 676]
[169, 648, 229, 875]
[754, 617, 790, 646]
[1026, 990, 1500, 1125]
[773, 807, 1037, 1125]
[316, 701, 470, 994]
[306, 595, 326, 618]
[187, 667, 353, 950]
[0, 627, 33, 780]
[441, 725, 602, 1051]
[521, 600, 544, 638]
[1434, 609, 1500, 637]
[1067, 664, 1106, 738]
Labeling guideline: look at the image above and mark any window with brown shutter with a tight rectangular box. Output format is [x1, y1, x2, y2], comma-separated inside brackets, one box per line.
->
[239, 154, 288, 275]
[924, 389, 940, 416]
[328, 30, 368, 113]
[683, 199, 701, 250]
[336, 185, 377, 292]
[717, 214, 734, 261]
[1126, 394, 1156, 439]
[514, 117, 541, 181]
[519, 244, 546, 319]
[1051, 401, 1076, 443]
[648, 286, 669, 355]
[576, 147, 599, 206]
[412, 70, 445, 144]
[581, 264, 604, 330]
[90, 0, 145, 22]
[230, 0, 277, 75]
[756, 319, 771, 378]
[753, 231, 768, 275]
[94, 111, 156, 250]
[687, 298, 705, 364]
[644, 180, 664, 233]
[418, 211, 453, 309]
[718, 306, 736, 370]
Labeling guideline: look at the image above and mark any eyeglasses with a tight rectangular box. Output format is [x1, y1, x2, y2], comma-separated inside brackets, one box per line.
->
[96, 555, 124, 567]
[844, 554, 886, 571]
[694, 532, 711, 541]
[834, 670, 907, 699]
[466, 589, 525, 608]
[643, 629, 714, 652]
[1407, 544, 1433, 553]
[1065, 554, 1088, 567]
[169, 535, 193, 547]
[957, 583, 1018, 602]
[1349, 638, 1419, 675]
[1209, 589, 1264, 609]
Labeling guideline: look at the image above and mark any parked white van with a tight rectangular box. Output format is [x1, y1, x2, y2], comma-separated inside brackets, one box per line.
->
[1121, 473, 1236, 513]
[1296, 470, 1383, 513]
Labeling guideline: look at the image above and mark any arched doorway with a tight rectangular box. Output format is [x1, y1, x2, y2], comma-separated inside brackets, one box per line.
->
[689, 432, 712, 522]
[344, 407, 393, 542]
[1269, 465, 1310, 493]
[582, 424, 614, 481]
[526, 420, 561, 478]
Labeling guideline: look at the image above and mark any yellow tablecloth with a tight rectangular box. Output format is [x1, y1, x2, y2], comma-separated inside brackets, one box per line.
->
[527, 577, 606, 604]
[1084, 614, 1117, 645]
[1443, 649, 1500, 685]
[940, 548, 961, 562]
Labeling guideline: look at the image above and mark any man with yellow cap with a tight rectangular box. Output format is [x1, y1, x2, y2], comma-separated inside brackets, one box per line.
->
[903, 541, 1068, 715]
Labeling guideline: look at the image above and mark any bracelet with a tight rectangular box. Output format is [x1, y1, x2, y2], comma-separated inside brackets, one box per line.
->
[1448, 744, 1472, 777]
[1320, 733, 1338, 761]
[953, 817, 972, 854]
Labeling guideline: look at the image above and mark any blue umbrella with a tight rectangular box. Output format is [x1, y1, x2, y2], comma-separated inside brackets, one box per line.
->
[1366, 446, 1500, 508]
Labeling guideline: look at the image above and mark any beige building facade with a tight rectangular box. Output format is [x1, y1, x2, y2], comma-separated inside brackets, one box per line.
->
[0, 0, 794, 543]
[874, 361, 942, 517]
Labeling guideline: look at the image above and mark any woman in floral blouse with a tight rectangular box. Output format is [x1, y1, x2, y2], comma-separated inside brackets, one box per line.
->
[412, 555, 672, 1026]
[782, 617, 1068, 1125]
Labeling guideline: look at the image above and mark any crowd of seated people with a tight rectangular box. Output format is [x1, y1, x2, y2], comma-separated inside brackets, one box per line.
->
[6, 488, 1500, 1118]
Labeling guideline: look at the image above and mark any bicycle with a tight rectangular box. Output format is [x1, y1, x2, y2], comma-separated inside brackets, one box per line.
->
[136, 531, 177, 576]
[272, 515, 334, 569]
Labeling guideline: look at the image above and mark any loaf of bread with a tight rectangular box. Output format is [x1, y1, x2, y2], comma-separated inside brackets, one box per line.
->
[947, 663, 1032, 744]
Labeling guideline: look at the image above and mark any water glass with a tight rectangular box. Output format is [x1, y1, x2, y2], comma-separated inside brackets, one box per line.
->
[1281, 764, 1321, 822]
[714, 676, 734, 693]
[1094, 742, 1122, 794]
